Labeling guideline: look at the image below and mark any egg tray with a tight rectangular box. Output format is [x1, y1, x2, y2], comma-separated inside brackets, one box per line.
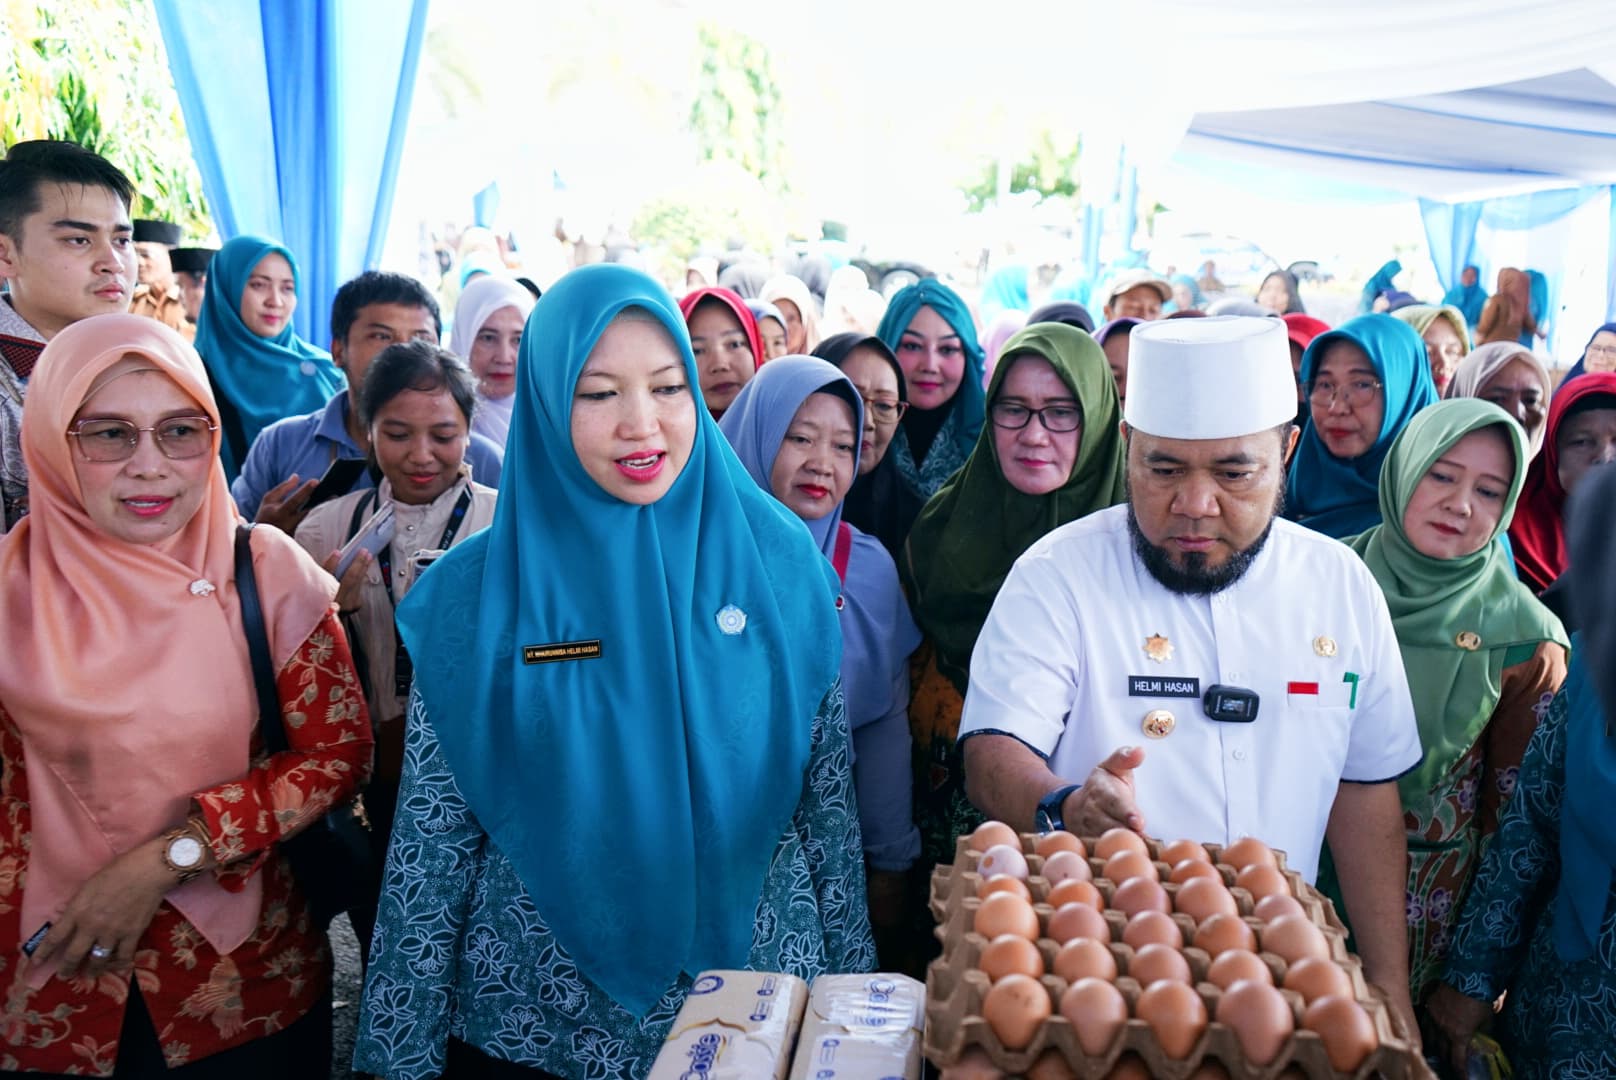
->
[921, 960, 1430, 1079]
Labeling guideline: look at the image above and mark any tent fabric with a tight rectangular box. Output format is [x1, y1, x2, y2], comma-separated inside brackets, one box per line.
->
[154, 0, 429, 346]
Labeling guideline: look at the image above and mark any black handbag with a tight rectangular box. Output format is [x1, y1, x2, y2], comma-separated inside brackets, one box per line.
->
[234, 524, 374, 930]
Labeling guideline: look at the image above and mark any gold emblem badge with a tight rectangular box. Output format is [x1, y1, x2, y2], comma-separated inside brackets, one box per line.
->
[1143, 633, 1174, 664]
[1142, 709, 1176, 739]
[1455, 631, 1482, 651]
[1313, 636, 1338, 658]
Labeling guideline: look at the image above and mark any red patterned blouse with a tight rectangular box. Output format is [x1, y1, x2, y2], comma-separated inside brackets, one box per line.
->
[0, 612, 372, 1075]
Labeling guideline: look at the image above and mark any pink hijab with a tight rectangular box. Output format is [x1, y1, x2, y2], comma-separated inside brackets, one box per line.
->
[0, 315, 335, 982]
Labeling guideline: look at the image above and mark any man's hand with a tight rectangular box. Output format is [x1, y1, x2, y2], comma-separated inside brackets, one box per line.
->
[255, 475, 318, 534]
[1063, 745, 1147, 836]
[1425, 983, 1493, 1072]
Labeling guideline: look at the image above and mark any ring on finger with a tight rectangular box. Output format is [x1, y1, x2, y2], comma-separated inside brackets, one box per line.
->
[89, 944, 111, 960]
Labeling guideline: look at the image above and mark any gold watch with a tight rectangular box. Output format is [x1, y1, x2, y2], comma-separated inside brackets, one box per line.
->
[161, 822, 208, 884]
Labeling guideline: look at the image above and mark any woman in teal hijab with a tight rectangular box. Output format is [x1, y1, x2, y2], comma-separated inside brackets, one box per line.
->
[191, 235, 343, 478]
[353, 264, 873, 1079]
[1358, 258, 1403, 314]
[875, 280, 985, 515]
[1338, 400, 1567, 1013]
[1287, 313, 1439, 538]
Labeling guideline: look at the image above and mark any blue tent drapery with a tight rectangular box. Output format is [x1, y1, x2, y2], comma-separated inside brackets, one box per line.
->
[1416, 198, 1483, 295]
[153, 0, 429, 346]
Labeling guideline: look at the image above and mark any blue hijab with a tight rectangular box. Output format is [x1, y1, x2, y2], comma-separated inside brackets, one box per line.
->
[1287, 314, 1438, 538]
[191, 236, 343, 476]
[1358, 259, 1403, 314]
[1559, 322, 1616, 384]
[1557, 647, 1615, 962]
[1441, 272, 1488, 326]
[876, 279, 985, 463]
[395, 265, 842, 1017]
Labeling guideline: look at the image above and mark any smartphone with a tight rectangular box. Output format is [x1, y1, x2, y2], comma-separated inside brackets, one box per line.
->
[405, 548, 445, 590]
[333, 503, 395, 580]
[304, 457, 370, 510]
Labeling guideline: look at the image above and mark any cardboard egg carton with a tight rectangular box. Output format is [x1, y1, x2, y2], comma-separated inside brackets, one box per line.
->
[922, 832, 1430, 1078]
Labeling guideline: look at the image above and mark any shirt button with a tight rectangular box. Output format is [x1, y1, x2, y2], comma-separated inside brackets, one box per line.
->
[406, 524, 416, 532]
[1233, 748, 1247, 761]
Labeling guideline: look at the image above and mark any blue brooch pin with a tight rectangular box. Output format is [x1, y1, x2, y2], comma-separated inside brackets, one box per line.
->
[716, 605, 747, 635]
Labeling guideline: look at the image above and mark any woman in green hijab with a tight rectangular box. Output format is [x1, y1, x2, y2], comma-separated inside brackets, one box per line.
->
[901, 322, 1125, 869]
[1346, 398, 1568, 1012]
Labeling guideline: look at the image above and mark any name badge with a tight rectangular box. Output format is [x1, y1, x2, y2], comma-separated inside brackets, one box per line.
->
[523, 639, 603, 665]
[1128, 676, 1201, 698]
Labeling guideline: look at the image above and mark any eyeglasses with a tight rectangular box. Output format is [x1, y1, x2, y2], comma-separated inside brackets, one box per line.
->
[989, 401, 1083, 433]
[1306, 378, 1382, 408]
[1587, 343, 1616, 358]
[861, 395, 908, 426]
[68, 416, 217, 462]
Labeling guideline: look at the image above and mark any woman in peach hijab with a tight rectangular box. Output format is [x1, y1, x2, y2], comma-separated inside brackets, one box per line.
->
[0, 314, 371, 1075]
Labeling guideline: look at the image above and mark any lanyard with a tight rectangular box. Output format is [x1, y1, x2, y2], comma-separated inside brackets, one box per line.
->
[375, 487, 472, 697]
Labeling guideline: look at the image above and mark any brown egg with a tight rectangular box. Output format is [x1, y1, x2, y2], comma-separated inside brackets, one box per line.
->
[1028, 1050, 1078, 1080]
[1174, 876, 1239, 923]
[1135, 979, 1208, 1059]
[1282, 956, 1354, 1003]
[1054, 937, 1118, 982]
[1104, 850, 1160, 885]
[1302, 994, 1379, 1071]
[1111, 877, 1171, 918]
[1122, 910, 1184, 951]
[1235, 864, 1291, 901]
[1094, 826, 1149, 861]
[1253, 893, 1307, 923]
[979, 932, 1045, 982]
[1215, 978, 1295, 1066]
[1035, 831, 1086, 859]
[975, 891, 1040, 941]
[1206, 948, 1273, 990]
[1104, 1054, 1151, 1080]
[1048, 901, 1110, 944]
[1161, 838, 1212, 866]
[978, 874, 1033, 902]
[971, 820, 1022, 853]
[1170, 858, 1225, 885]
[1261, 915, 1330, 964]
[1127, 942, 1192, 985]
[1193, 912, 1257, 957]
[1219, 836, 1278, 871]
[982, 972, 1052, 1051]
[979, 843, 1030, 881]
[1041, 850, 1092, 887]
[1060, 976, 1128, 1056]
[1047, 878, 1104, 911]
[938, 1047, 1002, 1080]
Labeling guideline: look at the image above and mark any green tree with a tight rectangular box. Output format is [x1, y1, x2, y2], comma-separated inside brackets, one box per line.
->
[960, 129, 1082, 214]
[1, 0, 210, 235]
[687, 21, 789, 195]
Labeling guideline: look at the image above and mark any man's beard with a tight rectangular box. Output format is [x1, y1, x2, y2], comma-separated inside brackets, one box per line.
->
[1126, 486, 1285, 597]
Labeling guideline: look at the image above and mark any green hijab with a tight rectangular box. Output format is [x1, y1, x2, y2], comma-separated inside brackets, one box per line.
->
[902, 322, 1126, 694]
[1346, 399, 1568, 810]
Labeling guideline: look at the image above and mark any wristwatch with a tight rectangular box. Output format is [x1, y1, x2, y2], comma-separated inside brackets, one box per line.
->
[161, 822, 208, 884]
[1035, 784, 1083, 833]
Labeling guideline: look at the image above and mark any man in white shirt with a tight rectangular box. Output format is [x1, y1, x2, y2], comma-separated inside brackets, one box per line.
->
[959, 315, 1422, 1036]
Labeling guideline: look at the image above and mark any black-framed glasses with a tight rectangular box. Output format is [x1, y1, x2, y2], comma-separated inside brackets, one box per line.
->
[989, 401, 1082, 433]
[68, 416, 218, 462]
[861, 395, 908, 426]
[1306, 377, 1382, 408]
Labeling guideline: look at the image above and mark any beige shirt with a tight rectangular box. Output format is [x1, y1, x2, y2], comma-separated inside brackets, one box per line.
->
[296, 474, 497, 730]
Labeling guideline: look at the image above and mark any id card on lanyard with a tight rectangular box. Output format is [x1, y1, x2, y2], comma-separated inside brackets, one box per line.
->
[378, 488, 473, 697]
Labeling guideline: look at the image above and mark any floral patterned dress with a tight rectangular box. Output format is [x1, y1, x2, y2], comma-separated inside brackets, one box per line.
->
[1443, 680, 1616, 1080]
[1403, 642, 1565, 1003]
[0, 612, 372, 1075]
[354, 682, 876, 1080]
[908, 642, 984, 872]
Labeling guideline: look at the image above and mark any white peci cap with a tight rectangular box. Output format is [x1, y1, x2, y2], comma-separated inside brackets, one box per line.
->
[1123, 316, 1298, 440]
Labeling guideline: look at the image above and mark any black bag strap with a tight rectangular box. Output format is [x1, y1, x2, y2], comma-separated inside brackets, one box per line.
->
[235, 524, 292, 756]
[345, 488, 379, 544]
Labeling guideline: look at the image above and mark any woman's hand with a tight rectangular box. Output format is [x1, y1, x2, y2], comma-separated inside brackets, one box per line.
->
[1425, 982, 1495, 1073]
[321, 548, 373, 614]
[28, 835, 179, 982]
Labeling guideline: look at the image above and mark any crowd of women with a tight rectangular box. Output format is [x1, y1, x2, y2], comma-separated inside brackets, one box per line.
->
[4, 138, 1616, 1079]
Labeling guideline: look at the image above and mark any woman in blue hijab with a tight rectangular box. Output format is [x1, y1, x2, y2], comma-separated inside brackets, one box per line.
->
[875, 280, 985, 512]
[354, 266, 874, 1079]
[1557, 321, 1616, 384]
[191, 235, 344, 478]
[719, 356, 921, 964]
[1287, 314, 1439, 538]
